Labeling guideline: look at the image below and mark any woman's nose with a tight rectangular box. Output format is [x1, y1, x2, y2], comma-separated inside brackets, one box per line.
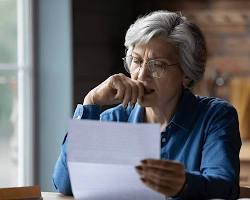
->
[137, 63, 151, 81]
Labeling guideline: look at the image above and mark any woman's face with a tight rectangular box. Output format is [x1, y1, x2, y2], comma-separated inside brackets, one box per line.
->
[131, 37, 184, 108]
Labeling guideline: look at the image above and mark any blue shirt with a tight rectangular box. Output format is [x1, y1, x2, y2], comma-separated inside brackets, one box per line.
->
[52, 88, 241, 199]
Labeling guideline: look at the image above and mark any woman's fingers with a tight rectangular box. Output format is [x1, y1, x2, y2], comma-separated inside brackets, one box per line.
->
[122, 83, 132, 108]
[112, 77, 126, 103]
[141, 158, 184, 172]
[111, 74, 144, 107]
[140, 177, 178, 197]
[135, 165, 185, 187]
[135, 159, 186, 197]
[129, 81, 139, 106]
[112, 74, 132, 107]
[131, 80, 144, 104]
[84, 73, 144, 106]
[137, 165, 185, 187]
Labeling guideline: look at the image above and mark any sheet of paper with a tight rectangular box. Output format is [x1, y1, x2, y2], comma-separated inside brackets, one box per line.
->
[67, 119, 165, 200]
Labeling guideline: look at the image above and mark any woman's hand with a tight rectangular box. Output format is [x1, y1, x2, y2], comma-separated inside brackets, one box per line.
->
[135, 159, 186, 197]
[83, 73, 144, 107]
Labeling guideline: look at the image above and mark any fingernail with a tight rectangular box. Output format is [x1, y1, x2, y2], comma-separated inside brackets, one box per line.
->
[141, 159, 147, 164]
[140, 177, 146, 183]
[135, 165, 143, 171]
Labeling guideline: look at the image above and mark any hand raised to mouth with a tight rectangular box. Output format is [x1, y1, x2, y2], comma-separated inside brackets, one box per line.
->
[83, 73, 145, 108]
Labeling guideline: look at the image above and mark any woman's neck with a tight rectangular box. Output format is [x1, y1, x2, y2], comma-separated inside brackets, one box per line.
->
[144, 90, 182, 131]
[145, 107, 174, 131]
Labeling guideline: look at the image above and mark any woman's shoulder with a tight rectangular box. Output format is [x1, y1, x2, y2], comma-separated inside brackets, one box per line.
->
[194, 93, 237, 116]
[183, 88, 235, 112]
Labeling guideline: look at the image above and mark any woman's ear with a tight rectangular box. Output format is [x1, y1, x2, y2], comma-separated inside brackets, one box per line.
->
[182, 76, 194, 88]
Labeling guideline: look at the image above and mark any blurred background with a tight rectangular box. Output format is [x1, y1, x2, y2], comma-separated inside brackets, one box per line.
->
[0, 0, 250, 192]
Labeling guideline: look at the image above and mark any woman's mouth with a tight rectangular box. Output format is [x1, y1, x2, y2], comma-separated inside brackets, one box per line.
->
[144, 87, 155, 95]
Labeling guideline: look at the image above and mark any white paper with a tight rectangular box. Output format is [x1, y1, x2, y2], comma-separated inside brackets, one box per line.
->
[67, 119, 165, 200]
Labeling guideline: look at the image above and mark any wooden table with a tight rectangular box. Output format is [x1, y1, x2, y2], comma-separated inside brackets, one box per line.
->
[42, 192, 73, 200]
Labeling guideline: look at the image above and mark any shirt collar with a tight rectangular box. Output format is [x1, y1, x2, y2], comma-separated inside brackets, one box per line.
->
[127, 104, 144, 123]
[171, 88, 199, 131]
[127, 88, 199, 130]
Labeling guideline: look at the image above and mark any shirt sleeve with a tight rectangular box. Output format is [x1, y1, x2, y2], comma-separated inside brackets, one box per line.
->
[178, 104, 242, 199]
[52, 104, 102, 195]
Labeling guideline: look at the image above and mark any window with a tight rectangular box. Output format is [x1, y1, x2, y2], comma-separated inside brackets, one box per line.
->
[0, 0, 34, 186]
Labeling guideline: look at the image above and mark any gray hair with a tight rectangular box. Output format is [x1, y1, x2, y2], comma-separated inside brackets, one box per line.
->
[124, 10, 207, 85]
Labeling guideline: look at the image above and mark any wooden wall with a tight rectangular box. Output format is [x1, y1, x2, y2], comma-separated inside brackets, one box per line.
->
[72, 0, 173, 106]
[72, 0, 250, 104]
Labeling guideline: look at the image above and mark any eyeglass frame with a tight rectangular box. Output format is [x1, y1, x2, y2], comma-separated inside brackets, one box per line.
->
[122, 55, 179, 78]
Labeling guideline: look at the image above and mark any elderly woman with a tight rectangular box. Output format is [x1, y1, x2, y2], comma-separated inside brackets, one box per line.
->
[53, 10, 241, 199]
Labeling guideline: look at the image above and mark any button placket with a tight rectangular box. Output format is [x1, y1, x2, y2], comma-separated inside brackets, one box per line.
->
[161, 137, 167, 143]
[161, 131, 169, 147]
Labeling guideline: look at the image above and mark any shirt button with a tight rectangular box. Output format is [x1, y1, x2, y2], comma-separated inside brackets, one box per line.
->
[162, 137, 167, 143]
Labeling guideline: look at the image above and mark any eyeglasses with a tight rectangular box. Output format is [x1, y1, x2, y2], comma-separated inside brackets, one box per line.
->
[122, 55, 179, 78]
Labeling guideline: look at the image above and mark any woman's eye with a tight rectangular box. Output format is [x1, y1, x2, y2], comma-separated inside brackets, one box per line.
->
[132, 58, 141, 64]
[153, 61, 165, 68]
